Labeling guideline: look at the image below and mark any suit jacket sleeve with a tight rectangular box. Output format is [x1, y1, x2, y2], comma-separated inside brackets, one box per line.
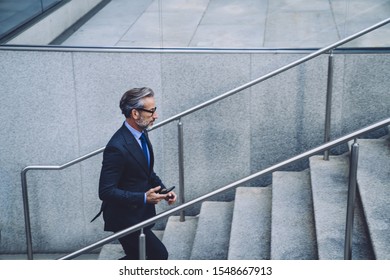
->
[99, 145, 146, 206]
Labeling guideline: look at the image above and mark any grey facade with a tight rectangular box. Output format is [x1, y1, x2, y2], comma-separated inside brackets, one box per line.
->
[0, 47, 389, 253]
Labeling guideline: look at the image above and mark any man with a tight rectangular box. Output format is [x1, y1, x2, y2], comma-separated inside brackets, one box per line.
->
[98, 87, 176, 260]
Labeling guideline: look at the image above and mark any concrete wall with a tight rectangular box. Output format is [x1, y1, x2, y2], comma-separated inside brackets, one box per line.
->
[0, 47, 389, 254]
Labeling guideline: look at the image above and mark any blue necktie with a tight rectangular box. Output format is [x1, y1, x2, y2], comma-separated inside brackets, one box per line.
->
[139, 133, 150, 167]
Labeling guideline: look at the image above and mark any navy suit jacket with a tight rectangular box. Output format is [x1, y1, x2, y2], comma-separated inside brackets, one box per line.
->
[98, 123, 165, 232]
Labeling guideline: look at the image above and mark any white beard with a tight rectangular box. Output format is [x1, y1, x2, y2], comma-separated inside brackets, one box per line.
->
[135, 116, 152, 130]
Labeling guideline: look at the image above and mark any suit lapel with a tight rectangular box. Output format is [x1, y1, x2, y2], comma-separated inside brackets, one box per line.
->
[119, 124, 150, 174]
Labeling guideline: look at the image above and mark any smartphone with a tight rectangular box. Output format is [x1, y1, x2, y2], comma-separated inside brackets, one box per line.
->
[159, 186, 175, 194]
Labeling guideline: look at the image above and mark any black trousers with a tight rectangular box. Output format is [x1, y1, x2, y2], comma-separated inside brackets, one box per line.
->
[118, 228, 168, 260]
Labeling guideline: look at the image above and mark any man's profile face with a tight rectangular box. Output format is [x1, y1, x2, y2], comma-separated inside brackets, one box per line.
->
[134, 96, 158, 130]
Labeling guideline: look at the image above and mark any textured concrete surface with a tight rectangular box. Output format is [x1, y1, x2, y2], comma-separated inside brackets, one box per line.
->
[1, 0, 389, 256]
[58, 0, 390, 48]
[271, 170, 318, 260]
[228, 187, 271, 260]
[97, 244, 124, 260]
[163, 216, 198, 260]
[190, 201, 233, 259]
[354, 138, 390, 260]
[309, 155, 374, 260]
[0, 48, 388, 254]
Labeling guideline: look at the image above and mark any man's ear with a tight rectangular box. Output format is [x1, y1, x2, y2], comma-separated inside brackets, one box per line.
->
[131, 108, 139, 119]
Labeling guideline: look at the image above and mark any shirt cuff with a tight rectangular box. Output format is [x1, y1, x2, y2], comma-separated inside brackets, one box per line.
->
[144, 193, 147, 204]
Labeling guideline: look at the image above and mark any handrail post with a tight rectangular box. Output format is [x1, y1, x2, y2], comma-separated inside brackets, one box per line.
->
[21, 169, 33, 260]
[139, 228, 146, 260]
[323, 50, 334, 160]
[344, 139, 359, 260]
[178, 119, 185, 222]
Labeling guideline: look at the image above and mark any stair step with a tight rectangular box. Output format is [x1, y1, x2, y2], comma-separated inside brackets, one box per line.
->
[355, 138, 390, 259]
[97, 230, 163, 260]
[228, 186, 271, 260]
[190, 201, 234, 260]
[97, 136, 389, 260]
[163, 216, 198, 260]
[98, 244, 124, 260]
[228, 187, 272, 260]
[271, 170, 318, 259]
[310, 155, 373, 259]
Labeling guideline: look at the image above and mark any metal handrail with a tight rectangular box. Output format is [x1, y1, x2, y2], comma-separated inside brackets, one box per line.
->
[58, 118, 390, 260]
[20, 147, 105, 260]
[20, 18, 390, 259]
[149, 17, 390, 130]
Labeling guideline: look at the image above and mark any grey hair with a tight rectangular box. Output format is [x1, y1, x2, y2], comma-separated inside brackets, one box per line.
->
[120, 87, 155, 118]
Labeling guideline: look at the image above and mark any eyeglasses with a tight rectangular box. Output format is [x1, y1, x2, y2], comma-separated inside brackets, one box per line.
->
[137, 107, 157, 116]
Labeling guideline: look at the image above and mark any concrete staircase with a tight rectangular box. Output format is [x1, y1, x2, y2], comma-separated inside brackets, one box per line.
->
[98, 133, 389, 260]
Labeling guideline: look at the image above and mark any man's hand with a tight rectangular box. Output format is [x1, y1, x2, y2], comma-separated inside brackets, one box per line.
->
[165, 191, 177, 205]
[146, 186, 167, 204]
[145, 186, 177, 205]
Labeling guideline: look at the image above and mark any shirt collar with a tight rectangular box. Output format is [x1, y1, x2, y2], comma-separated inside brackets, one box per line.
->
[124, 121, 143, 140]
